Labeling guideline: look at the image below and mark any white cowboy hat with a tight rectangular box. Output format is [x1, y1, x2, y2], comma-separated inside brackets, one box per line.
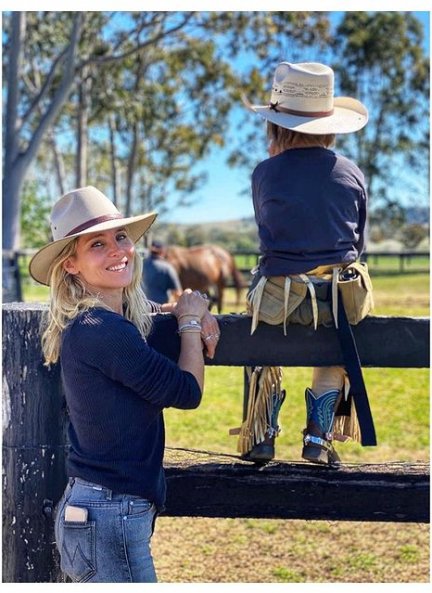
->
[29, 186, 157, 285]
[243, 62, 368, 134]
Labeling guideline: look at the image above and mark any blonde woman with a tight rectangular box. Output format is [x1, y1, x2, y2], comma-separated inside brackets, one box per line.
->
[29, 186, 220, 582]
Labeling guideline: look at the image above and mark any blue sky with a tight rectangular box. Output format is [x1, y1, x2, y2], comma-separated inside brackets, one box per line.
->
[160, 9, 430, 224]
[4, 5, 429, 224]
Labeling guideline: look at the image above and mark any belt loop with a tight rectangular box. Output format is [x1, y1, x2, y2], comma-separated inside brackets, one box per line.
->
[300, 274, 318, 330]
[250, 275, 267, 335]
[332, 268, 340, 329]
[283, 277, 291, 336]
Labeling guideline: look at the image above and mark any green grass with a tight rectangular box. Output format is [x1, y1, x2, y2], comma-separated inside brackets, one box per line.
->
[20, 271, 429, 462]
[159, 266, 430, 584]
[370, 272, 429, 316]
[272, 567, 306, 583]
[397, 545, 421, 564]
[12, 268, 432, 583]
[164, 366, 429, 462]
[164, 272, 429, 463]
[234, 253, 429, 275]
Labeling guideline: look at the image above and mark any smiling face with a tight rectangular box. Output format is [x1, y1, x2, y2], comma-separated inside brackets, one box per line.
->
[63, 227, 135, 309]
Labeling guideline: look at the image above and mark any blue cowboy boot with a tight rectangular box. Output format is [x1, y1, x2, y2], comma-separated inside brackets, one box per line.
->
[242, 389, 286, 465]
[302, 388, 341, 465]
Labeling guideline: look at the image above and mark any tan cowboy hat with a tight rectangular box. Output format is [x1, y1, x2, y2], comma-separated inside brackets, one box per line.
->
[29, 186, 157, 285]
[243, 61, 368, 134]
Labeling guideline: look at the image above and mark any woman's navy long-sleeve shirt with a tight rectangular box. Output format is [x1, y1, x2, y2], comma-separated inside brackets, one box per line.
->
[60, 307, 201, 509]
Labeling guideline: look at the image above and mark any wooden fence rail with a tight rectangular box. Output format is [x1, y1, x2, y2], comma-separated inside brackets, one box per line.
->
[2, 303, 430, 582]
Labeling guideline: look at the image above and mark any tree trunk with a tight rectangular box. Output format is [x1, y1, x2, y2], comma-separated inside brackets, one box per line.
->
[76, 69, 91, 187]
[125, 123, 138, 216]
[3, 12, 26, 251]
[48, 131, 66, 195]
[108, 114, 119, 206]
[3, 13, 83, 255]
[2, 161, 26, 251]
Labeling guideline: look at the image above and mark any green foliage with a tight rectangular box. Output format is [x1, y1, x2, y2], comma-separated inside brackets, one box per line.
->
[334, 11, 429, 207]
[155, 218, 259, 251]
[20, 181, 52, 248]
[369, 202, 406, 235]
[397, 223, 429, 249]
[3, 10, 429, 244]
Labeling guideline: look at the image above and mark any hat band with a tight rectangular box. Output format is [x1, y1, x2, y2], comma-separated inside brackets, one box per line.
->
[269, 102, 334, 118]
[65, 213, 124, 237]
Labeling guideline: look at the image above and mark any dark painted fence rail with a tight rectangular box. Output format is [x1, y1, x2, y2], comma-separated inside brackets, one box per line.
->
[2, 303, 430, 582]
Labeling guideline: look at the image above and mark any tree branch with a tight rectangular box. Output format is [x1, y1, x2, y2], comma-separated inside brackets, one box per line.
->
[78, 12, 195, 68]
[5, 12, 26, 165]
[20, 12, 84, 173]
[20, 47, 69, 130]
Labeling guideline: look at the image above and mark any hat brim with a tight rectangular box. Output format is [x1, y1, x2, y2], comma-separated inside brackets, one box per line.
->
[244, 96, 368, 134]
[29, 211, 157, 286]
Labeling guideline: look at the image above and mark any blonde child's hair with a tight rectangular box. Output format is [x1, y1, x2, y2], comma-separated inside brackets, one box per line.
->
[267, 122, 335, 153]
[41, 238, 152, 365]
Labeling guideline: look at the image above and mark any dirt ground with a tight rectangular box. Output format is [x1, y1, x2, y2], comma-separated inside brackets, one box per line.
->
[152, 516, 429, 583]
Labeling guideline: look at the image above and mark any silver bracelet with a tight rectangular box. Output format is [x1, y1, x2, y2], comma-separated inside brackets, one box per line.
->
[178, 320, 202, 333]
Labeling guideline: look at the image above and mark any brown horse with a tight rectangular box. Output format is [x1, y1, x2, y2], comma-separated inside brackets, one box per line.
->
[164, 244, 245, 313]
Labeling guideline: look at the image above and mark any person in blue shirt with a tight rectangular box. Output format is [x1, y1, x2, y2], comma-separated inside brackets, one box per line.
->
[29, 186, 220, 582]
[236, 62, 373, 465]
[142, 240, 182, 304]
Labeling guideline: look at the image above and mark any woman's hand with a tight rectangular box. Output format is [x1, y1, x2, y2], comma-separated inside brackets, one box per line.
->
[173, 290, 220, 359]
[199, 310, 220, 359]
[173, 289, 209, 321]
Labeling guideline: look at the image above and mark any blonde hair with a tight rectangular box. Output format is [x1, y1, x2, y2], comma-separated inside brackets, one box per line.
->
[267, 122, 335, 153]
[41, 238, 153, 365]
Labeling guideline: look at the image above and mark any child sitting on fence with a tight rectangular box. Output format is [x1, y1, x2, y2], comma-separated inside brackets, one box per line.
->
[234, 61, 376, 465]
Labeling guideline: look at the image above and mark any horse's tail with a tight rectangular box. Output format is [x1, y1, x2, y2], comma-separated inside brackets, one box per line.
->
[229, 255, 245, 305]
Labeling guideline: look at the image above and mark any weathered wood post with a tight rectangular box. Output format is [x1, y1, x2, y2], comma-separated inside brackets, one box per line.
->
[2, 303, 67, 583]
[2, 305, 429, 580]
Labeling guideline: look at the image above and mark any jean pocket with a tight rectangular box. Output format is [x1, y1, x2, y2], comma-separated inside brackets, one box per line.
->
[59, 521, 96, 582]
[127, 498, 154, 518]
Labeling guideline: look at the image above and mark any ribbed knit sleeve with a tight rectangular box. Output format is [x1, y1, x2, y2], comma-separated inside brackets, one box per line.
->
[63, 308, 201, 410]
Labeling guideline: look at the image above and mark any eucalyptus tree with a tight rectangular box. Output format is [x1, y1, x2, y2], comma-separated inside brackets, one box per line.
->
[103, 28, 237, 219]
[3, 10, 331, 256]
[3, 12, 83, 251]
[226, 11, 429, 214]
[2, 10, 196, 251]
[333, 11, 429, 209]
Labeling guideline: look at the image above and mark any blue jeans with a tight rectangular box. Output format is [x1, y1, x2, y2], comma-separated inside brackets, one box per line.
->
[54, 477, 158, 582]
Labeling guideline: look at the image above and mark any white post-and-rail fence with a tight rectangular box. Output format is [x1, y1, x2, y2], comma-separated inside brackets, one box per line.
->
[2, 302, 430, 582]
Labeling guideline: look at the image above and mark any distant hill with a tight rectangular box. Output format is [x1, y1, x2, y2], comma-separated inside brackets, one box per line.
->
[157, 207, 429, 232]
[151, 208, 429, 251]
[157, 217, 256, 232]
[405, 206, 429, 225]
